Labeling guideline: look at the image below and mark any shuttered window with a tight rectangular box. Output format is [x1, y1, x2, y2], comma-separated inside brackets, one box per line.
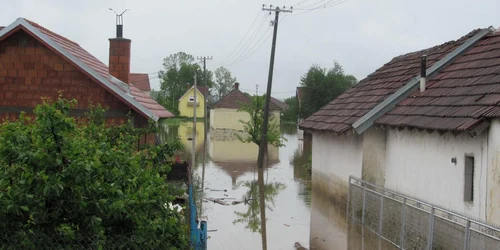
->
[464, 156, 474, 202]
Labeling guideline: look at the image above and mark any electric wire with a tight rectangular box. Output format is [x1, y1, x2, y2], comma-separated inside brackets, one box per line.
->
[219, 11, 264, 65]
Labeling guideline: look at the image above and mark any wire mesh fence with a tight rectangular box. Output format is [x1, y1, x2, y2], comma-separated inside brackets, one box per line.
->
[347, 176, 500, 250]
[0, 231, 189, 250]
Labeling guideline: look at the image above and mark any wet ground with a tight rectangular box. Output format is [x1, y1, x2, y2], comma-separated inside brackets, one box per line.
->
[159, 121, 356, 249]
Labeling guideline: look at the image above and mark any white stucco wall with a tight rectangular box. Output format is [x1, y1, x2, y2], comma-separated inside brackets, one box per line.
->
[312, 132, 363, 203]
[384, 128, 488, 220]
[487, 119, 500, 225]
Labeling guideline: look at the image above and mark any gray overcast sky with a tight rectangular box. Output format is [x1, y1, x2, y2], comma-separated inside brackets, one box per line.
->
[2, 0, 500, 99]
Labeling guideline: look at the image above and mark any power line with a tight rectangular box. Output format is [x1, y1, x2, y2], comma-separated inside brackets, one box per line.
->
[294, 0, 331, 10]
[223, 14, 269, 66]
[219, 11, 263, 65]
[291, 0, 350, 15]
[292, 0, 315, 7]
[227, 14, 288, 66]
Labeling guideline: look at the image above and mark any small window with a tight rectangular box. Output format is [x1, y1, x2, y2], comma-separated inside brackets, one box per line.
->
[464, 156, 475, 202]
[188, 96, 195, 102]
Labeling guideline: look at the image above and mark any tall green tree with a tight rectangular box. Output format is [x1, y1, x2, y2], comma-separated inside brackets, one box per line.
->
[158, 52, 214, 113]
[299, 62, 357, 119]
[281, 96, 298, 122]
[213, 66, 237, 100]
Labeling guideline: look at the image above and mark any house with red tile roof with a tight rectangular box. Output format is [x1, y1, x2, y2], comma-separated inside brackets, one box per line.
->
[299, 26, 500, 224]
[210, 82, 281, 131]
[0, 18, 173, 144]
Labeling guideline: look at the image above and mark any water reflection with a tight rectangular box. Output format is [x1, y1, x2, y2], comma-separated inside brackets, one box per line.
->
[159, 122, 312, 249]
[233, 171, 286, 233]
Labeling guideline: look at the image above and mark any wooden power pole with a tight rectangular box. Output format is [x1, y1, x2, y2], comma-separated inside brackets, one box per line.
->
[257, 5, 292, 170]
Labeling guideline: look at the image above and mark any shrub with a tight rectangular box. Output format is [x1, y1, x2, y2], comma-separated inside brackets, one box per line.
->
[0, 97, 187, 249]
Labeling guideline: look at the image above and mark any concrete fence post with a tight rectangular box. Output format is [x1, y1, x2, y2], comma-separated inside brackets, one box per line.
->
[347, 176, 351, 221]
[362, 187, 366, 225]
[427, 207, 435, 250]
[378, 193, 384, 250]
[464, 219, 471, 250]
[400, 197, 406, 249]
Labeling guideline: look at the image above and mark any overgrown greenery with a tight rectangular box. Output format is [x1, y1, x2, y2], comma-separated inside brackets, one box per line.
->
[236, 96, 286, 148]
[0, 97, 188, 249]
[299, 62, 357, 119]
[281, 96, 298, 123]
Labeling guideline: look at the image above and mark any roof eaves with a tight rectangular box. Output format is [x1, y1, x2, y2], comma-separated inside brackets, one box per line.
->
[352, 26, 496, 134]
[12, 18, 159, 122]
[178, 86, 205, 101]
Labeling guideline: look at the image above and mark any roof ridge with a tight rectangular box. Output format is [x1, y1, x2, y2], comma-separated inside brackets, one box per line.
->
[390, 29, 482, 62]
[22, 18, 80, 46]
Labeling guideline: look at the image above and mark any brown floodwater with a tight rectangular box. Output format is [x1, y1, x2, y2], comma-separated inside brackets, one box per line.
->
[159, 121, 374, 250]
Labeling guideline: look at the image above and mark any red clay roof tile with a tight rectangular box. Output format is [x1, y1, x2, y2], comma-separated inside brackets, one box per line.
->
[21, 19, 173, 119]
[375, 31, 500, 131]
[130, 73, 151, 92]
[299, 29, 482, 133]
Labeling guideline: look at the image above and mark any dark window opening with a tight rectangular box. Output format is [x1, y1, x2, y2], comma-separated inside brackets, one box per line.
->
[464, 156, 475, 202]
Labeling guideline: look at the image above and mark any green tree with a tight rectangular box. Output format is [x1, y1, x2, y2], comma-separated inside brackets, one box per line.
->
[299, 62, 357, 119]
[237, 96, 286, 148]
[0, 97, 188, 249]
[158, 52, 214, 113]
[281, 96, 298, 122]
[213, 66, 237, 100]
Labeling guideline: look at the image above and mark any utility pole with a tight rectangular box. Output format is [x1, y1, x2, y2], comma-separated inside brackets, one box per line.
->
[257, 5, 292, 170]
[192, 73, 197, 181]
[197, 56, 212, 218]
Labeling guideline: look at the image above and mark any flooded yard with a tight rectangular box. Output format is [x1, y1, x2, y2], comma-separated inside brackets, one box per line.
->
[159, 121, 361, 249]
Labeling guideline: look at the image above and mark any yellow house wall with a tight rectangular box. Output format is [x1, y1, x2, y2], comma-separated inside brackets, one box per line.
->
[210, 108, 280, 131]
[179, 88, 205, 118]
[209, 138, 279, 163]
[178, 122, 205, 153]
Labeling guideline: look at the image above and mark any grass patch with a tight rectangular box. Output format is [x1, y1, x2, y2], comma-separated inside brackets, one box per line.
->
[161, 117, 191, 126]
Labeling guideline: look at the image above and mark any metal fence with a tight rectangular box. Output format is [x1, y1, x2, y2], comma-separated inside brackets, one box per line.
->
[347, 176, 500, 250]
[0, 233, 188, 250]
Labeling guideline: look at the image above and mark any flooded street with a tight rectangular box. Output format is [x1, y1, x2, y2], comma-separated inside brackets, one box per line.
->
[159, 121, 352, 249]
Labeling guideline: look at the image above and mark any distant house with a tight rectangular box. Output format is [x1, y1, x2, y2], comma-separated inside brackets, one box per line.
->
[130, 73, 151, 96]
[210, 82, 281, 131]
[299, 26, 500, 225]
[178, 86, 208, 118]
[0, 18, 173, 144]
[270, 97, 289, 112]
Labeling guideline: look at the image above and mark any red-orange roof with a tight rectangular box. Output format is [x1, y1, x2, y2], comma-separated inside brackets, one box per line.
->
[130, 73, 151, 92]
[0, 18, 173, 119]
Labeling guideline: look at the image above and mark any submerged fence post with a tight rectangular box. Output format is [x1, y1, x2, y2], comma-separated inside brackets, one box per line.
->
[464, 219, 471, 250]
[362, 186, 367, 225]
[427, 207, 435, 250]
[347, 176, 351, 221]
[378, 192, 384, 250]
[400, 197, 406, 249]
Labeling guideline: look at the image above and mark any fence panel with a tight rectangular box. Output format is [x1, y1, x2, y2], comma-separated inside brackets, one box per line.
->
[347, 176, 500, 250]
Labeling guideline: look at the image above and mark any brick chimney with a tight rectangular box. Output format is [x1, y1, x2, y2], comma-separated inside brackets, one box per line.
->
[109, 14, 131, 84]
[234, 82, 239, 90]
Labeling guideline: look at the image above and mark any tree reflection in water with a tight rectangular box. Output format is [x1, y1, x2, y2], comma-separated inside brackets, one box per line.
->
[232, 168, 285, 238]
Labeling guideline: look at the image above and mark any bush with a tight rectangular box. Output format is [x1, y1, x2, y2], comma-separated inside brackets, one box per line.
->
[0, 97, 188, 249]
